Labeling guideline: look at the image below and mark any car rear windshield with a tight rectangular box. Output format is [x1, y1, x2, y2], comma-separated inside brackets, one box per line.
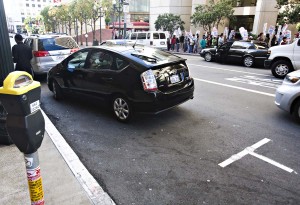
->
[38, 37, 78, 51]
[131, 47, 181, 64]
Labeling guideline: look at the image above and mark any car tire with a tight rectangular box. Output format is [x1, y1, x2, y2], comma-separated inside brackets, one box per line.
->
[204, 52, 212, 62]
[52, 80, 63, 100]
[112, 95, 132, 122]
[271, 60, 293, 79]
[243, 56, 254, 67]
[292, 99, 300, 123]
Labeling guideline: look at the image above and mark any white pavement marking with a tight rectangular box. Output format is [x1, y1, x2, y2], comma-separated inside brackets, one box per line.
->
[194, 78, 275, 97]
[226, 75, 282, 89]
[41, 110, 116, 205]
[219, 138, 271, 168]
[219, 138, 296, 174]
[249, 152, 294, 173]
[188, 64, 271, 76]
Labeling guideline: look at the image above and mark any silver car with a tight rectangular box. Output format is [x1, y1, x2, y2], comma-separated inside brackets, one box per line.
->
[275, 70, 300, 122]
[24, 35, 79, 75]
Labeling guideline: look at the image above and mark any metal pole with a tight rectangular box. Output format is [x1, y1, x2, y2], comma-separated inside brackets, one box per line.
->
[112, 9, 115, 39]
[0, 0, 14, 144]
[76, 18, 79, 44]
[118, 8, 121, 39]
[85, 16, 88, 46]
[100, 13, 102, 44]
[25, 151, 45, 205]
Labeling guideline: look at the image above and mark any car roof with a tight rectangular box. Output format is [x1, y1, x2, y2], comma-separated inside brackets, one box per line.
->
[87, 45, 184, 68]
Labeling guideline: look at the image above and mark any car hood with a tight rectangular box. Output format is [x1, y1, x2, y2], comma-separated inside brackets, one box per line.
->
[287, 70, 300, 78]
[269, 42, 294, 52]
[202, 48, 217, 53]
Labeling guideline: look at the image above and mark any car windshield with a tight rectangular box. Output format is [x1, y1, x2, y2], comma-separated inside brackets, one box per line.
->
[38, 37, 78, 51]
[253, 42, 268, 49]
[131, 47, 180, 64]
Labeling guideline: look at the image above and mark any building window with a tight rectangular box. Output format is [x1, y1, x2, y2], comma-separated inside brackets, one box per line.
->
[232, 0, 257, 7]
[32, 4, 35, 7]
[22, 17, 26, 23]
[129, 0, 149, 12]
[37, 0, 40, 1]
[26, 3, 29, 7]
[43, 0, 46, 2]
[38, 4, 41, 7]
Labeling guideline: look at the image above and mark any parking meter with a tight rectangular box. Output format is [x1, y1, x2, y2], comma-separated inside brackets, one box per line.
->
[0, 71, 45, 154]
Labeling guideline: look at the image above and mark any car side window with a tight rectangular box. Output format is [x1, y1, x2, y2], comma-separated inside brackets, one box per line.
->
[115, 57, 129, 71]
[67, 50, 89, 70]
[153, 33, 159, 39]
[160, 33, 166, 39]
[86, 50, 113, 70]
[137, 33, 146, 40]
[219, 43, 228, 49]
[131, 33, 137, 40]
[147, 33, 150, 39]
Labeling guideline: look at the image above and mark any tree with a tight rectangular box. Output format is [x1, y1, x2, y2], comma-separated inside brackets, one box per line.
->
[276, 0, 300, 24]
[191, 0, 235, 31]
[154, 13, 185, 35]
[40, 6, 52, 32]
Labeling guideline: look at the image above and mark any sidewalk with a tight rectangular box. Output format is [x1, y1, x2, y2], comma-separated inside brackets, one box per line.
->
[0, 110, 115, 205]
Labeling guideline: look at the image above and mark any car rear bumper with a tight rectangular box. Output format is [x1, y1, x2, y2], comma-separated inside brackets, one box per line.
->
[133, 79, 194, 114]
[264, 59, 272, 69]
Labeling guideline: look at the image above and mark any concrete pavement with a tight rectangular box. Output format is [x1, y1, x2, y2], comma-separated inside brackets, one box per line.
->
[0, 110, 115, 205]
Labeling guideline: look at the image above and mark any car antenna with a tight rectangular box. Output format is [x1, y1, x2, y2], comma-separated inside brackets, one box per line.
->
[132, 40, 137, 50]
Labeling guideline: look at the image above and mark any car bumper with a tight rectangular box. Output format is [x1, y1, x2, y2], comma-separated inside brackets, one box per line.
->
[275, 83, 299, 113]
[264, 59, 272, 69]
[133, 79, 194, 114]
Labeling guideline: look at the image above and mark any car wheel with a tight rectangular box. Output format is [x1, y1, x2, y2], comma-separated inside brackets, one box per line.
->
[112, 95, 132, 122]
[243, 56, 254, 67]
[204, 52, 212, 62]
[52, 80, 63, 100]
[292, 99, 300, 123]
[271, 60, 292, 79]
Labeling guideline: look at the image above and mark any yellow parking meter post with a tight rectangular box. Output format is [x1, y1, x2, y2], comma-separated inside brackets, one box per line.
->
[0, 71, 45, 205]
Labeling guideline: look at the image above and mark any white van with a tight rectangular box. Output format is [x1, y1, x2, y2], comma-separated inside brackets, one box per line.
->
[126, 31, 168, 49]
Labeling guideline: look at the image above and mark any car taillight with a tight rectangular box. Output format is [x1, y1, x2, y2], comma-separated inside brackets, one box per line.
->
[33, 51, 50, 57]
[70, 48, 79, 53]
[141, 69, 158, 92]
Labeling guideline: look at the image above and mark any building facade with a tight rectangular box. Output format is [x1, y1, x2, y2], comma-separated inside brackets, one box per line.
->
[149, 0, 280, 35]
[4, 0, 56, 33]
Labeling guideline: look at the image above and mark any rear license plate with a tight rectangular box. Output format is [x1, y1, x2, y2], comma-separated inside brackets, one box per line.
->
[56, 55, 65, 61]
[170, 74, 180, 84]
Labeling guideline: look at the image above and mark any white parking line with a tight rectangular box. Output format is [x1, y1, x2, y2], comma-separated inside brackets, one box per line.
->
[219, 138, 270, 168]
[188, 64, 271, 76]
[194, 78, 275, 97]
[219, 138, 296, 174]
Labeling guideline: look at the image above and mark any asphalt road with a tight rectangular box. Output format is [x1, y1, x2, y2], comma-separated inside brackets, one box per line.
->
[40, 56, 300, 205]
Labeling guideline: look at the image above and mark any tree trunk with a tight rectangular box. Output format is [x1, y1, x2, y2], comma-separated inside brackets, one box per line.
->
[80, 22, 83, 45]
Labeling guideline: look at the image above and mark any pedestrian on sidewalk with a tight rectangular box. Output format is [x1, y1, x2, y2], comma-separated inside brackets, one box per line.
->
[167, 35, 171, 51]
[257, 32, 264, 41]
[218, 33, 224, 46]
[12, 34, 33, 77]
[280, 36, 288, 45]
[171, 35, 176, 51]
[176, 36, 180, 52]
[212, 37, 217, 47]
[193, 35, 199, 53]
[184, 35, 188, 52]
[264, 33, 270, 46]
[270, 35, 278, 47]
[179, 34, 184, 51]
[189, 34, 195, 53]
[200, 35, 207, 51]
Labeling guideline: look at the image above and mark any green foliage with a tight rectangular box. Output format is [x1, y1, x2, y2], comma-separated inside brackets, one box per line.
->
[296, 23, 300, 31]
[154, 13, 185, 34]
[191, 0, 235, 31]
[276, 0, 300, 24]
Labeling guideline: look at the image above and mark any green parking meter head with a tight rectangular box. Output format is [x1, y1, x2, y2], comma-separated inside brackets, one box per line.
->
[0, 71, 45, 154]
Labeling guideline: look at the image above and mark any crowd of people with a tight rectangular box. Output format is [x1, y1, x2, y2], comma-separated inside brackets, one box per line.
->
[166, 30, 300, 54]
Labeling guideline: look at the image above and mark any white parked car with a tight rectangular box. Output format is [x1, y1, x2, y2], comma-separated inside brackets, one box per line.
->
[275, 70, 300, 122]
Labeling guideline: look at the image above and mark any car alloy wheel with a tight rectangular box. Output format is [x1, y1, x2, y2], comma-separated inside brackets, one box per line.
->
[204, 53, 212, 62]
[275, 64, 289, 77]
[243, 56, 254, 67]
[113, 96, 132, 122]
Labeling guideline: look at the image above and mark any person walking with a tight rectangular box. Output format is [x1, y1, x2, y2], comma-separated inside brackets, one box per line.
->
[176, 36, 180, 52]
[179, 34, 185, 51]
[12, 34, 33, 77]
[171, 35, 176, 51]
[167, 35, 171, 51]
[257, 32, 264, 41]
[264, 33, 270, 46]
[200, 35, 207, 50]
[270, 35, 278, 47]
[280, 36, 288, 45]
[218, 33, 225, 46]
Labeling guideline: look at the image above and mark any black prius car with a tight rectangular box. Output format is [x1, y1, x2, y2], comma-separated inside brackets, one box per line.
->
[200, 40, 269, 67]
[47, 45, 194, 122]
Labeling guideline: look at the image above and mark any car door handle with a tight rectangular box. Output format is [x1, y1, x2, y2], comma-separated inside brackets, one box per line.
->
[102, 77, 113, 81]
